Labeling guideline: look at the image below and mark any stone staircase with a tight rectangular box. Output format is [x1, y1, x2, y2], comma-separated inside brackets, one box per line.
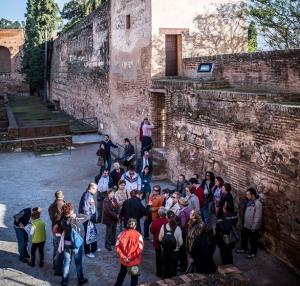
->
[151, 148, 168, 181]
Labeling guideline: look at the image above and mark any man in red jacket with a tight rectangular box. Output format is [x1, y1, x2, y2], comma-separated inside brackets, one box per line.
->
[189, 178, 205, 209]
[114, 218, 144, 286]
[150, 207, 168, 278]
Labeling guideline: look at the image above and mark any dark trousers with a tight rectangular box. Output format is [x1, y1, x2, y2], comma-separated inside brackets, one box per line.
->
[53, 235, 64, 274]
[143, 217, 152, 238]
[241, 227, 259, 255]
[97, 192, 107, 222]
[220, 246, 233, 265]
[155, 248, 163, 278]
[178, 231, 187, 271]
[114, 264, 138, 286]
[105, 156, 112, 171]
[105, 223, 117, 248]
[162, 250, 178, 279]
[31, 241, 45, 264]
[83, 221, 97, 254]
[141, 136, 152, 156]
[14, 226, 29, 261]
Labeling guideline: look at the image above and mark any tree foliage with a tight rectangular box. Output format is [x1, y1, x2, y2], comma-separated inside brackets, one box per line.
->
[248, 21, 258, 52]
[60, 0, 102, 34]
[0, 18, 24, 29]
[248, 0, 300, 49]
[21, 0, 60, 92]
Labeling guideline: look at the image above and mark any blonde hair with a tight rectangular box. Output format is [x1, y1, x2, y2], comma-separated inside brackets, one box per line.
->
[88, 183, 97, 191]
[114, 162, 120, 169]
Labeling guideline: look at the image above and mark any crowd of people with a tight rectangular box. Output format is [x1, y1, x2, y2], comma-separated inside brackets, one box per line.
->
[13, 123, 263, 286]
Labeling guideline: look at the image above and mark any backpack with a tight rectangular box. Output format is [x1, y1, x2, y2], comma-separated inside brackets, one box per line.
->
[161, 224, 177, 253]
[71, 228, 83, 249]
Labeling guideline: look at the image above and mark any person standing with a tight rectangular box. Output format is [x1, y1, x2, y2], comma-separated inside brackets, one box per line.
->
[79, 183, 100, 258]
[121, 165, 142, 198]
[136, 151, 153, 175]
[122, 138, 135, 169]
[120, 190, 147, 233]
[140, 117, 154, 156]
[217, 183, 234, 219]
[102, 189, 119, 251]
[96, 169, 112, 223]
[168, 192, 181, 216]
[60, 203, 89, 286]
[109, 162, 125, 189]
[189, 178, 205, 217]
[176, 174, 188, 196]
[200, 172, 215, 224]
[236, 188, 262, 259]
[114, 218, 144, 286]
[48, 191, 65, 275]
[185, 186, 200, 213]
[212, 177, 224, 214]
[101, 134, 118, 171]
[24, 207, 46, 267]
[159, 212, 183, 278]
[13, 207, 31, 263]
[150, 207, 168, 278]
[139, 166, 152, 203]
[96, 142, 106, 175]
[115, 180, 128, 233]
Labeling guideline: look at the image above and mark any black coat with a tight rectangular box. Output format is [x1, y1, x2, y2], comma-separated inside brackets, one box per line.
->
[215, 213, 237, 249]
[120, 197, 147, 230]
[136, 157, 153, 174]
[217, 192, 234, 219]
[101, 140, 118, 157]
[102, 197, 119, 225]
[14, 208, 31, 227]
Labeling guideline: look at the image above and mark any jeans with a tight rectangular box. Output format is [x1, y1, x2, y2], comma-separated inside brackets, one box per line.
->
[201, 201, 212, 224]
[62, 245, 84, 284]
[162, 250, 178, 279]
[105, 223, 117, 248]
[53, 235, 64, 274]
[114, 264, 138, 286]
[241, 227, 259, 255]
[31, 241, 45, 265]
[83, 221, 98, 254]
[14, 226, 29, 260]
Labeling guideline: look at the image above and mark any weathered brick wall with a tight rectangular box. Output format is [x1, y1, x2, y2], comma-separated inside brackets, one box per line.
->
[151, 78, 300, 273]
[183, 49, 300, 94]
[49, 2, 110, 132]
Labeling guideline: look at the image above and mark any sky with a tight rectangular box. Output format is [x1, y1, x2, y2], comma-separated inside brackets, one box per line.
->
[0, 0, 69, 23]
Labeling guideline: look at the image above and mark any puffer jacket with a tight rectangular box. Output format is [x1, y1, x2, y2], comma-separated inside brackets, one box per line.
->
[243, 199, 262, 230]
[115, 229, 144, 267]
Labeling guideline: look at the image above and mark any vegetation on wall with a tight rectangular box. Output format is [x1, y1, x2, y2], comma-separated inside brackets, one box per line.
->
[0, 18, 24, 29]
[248, 21, 258, 52]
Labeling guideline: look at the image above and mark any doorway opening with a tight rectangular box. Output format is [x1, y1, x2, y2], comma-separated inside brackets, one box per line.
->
[152, 92, 166, 148]
[165, 35, 179, 76]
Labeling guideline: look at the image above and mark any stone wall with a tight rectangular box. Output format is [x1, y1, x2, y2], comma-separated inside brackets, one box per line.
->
[150, 77, 300, 273]
[0, 29, 29, 95]
[49, 2, 110, 132]
[183, 49, 300, 94]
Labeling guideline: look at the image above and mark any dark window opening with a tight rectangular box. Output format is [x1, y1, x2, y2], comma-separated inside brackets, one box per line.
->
[126, 15, 131, 29]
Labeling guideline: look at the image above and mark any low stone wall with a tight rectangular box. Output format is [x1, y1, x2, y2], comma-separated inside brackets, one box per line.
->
[183, 49, 300, 94]
[151, 78, 300, 273]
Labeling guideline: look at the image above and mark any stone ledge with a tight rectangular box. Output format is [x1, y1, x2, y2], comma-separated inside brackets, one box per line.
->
[139, 265, 250, 286]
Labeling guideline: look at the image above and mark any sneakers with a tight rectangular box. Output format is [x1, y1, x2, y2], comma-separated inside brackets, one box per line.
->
[86, 253, 95, 258]
[247, 254, 256, 259]
[78, 278, 88, 286]
[236, 249, 246, 254]
[95, 248, 101, 252]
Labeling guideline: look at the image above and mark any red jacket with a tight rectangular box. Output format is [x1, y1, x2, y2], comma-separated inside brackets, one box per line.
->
[194, 186, 205, 208]
[115, 229, 144, 267]
[150, 217, 168, 249]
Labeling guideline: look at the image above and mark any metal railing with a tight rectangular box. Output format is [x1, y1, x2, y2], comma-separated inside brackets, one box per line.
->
[69, 117, 98, 133]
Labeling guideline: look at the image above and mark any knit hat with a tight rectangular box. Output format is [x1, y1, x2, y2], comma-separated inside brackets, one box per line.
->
[31, 207, 42, 220]
[179, 197, 189, 207]
[55, 191, 64, 200]
[62, 203, 74, 217]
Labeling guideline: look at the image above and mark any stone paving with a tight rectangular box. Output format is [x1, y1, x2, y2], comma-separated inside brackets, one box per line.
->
[0, 144, 299, 286]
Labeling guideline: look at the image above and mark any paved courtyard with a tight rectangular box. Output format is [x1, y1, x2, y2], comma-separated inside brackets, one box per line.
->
[0, 144, 299, 286]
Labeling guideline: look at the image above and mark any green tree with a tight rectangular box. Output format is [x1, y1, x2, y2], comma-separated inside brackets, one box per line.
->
[0, 18, 24, 29]
[248, 0, 300, 49]
[248, 21, 258, 52]
[21, 0, 60, 93]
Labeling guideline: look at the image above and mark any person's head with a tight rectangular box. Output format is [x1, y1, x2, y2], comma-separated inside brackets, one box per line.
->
[124, 138, 130, 146]
[31, 207, 42, 220]
[118, 179, 126, 190]
[158, 207, 167, 218]
[171, 192, 180, 203]
[102, 169, 109, 177]
[55, 191, 64, 200]
[246, 187, 257, 200]
[62, 202, 74, 217]
[189, 209, 203, 224]
[128, 165, 136, 176]
[87, 183, 97, 195]
[185, 185, 193, 197]
[215, 176, 224, 187]
[127, 218, 137, 229]
[189, 177, 198, 186]
[162, 189, 170, 198]
[108, 188, 115, 199]
[130, 189, 139, 198]
[178, 174, 185, 182]
[104, 135, 110, 141]
[179, 197, 189, 208]
[205, 171, 215, 182]
[113, 162, 120, 170]
[152, 185, 161, 196]
[222, 183, 231, 194]
[143, 117, 149, 124]
[143, 151, 150, 159]
[167, 210, 175, 220]
[143, 166, 150, 174]
[192, 174, 199, 180]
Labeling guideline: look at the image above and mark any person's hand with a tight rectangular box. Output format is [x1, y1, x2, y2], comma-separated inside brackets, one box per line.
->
[19, 223, 24, 228]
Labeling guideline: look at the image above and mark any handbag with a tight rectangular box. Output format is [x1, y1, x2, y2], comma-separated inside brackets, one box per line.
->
[127, 265, 140, 276]
[71, 228, 83, 249]
[97, 156, 104, 166]
[86, 221, 97, 244]
[222, 226, 240, 245]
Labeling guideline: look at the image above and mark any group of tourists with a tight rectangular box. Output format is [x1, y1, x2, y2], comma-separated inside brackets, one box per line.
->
[13, 120, 263, 286]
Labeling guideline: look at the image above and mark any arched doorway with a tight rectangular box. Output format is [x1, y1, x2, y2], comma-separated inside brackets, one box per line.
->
[0, 46, 11, 74]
